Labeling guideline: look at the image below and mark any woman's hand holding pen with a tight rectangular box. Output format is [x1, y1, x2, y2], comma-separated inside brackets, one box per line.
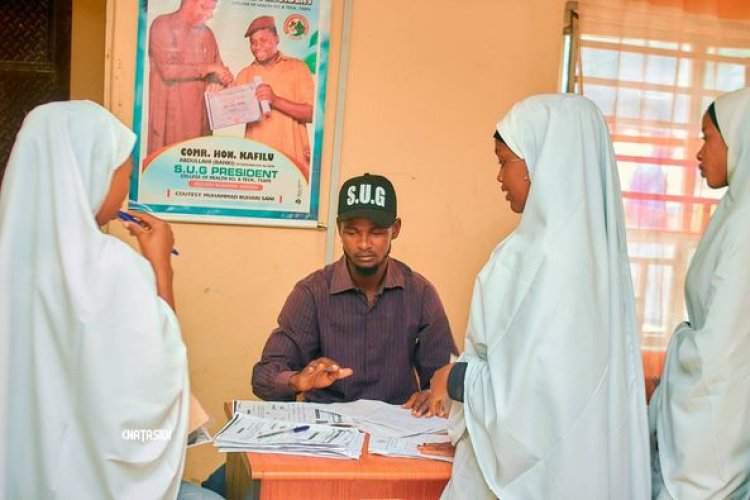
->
[120, 211, 176, 309]
[120, 211, 174, 266]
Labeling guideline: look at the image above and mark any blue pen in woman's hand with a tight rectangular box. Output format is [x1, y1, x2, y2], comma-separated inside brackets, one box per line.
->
[116, 210, 180, 256]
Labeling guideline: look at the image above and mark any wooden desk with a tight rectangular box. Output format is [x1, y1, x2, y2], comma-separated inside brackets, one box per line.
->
[223, 403, 452, 500]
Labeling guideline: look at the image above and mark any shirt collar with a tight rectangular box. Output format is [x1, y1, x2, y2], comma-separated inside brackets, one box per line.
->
[252, 51, 288, 67]
[330, 256, 405, 295]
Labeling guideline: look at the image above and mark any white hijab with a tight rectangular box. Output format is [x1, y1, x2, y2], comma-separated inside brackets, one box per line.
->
[650, 88, 750, 499]
[444, 94, 650, 499]
[0, 101, 189, 499]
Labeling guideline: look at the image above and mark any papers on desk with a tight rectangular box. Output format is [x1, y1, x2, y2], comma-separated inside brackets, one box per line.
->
[368, 433, 453, 463]
[214, 413, 364, 459]
[221, 400, 451, 461]
[329, 400, 452, 462]
[232, 400, 354, 426]
[328, 399, 448, 437]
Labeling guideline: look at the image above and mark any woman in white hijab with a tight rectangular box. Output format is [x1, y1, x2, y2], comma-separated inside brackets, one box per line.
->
[649, 88, 750, 499]
[426, 94, 651, 499]
[0, 101, 207, 499]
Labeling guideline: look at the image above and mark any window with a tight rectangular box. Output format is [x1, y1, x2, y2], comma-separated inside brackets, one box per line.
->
[564, 1, 750, 351]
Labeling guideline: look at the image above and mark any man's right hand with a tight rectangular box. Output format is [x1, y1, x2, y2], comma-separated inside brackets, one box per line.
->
[209, 64, 234, 86]
[289, 357, 353, 394]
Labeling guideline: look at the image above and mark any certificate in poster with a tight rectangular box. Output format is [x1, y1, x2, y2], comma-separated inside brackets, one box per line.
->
[204, 84, 261, 130]
[130, 0, 331, 227]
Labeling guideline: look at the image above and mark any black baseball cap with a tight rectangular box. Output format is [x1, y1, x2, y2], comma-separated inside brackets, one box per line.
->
[337, 173, 397, 228]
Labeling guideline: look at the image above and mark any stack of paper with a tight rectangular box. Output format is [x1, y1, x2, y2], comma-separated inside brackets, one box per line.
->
[222, 400, 452, 462]
[323, 400, 452, 462]
[328, 399, 448, 437]
[214, 413, 364, 459]
[232, 400, 354, 427]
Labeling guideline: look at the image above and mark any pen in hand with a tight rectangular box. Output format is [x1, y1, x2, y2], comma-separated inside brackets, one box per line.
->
[116, 210, 180, 256]
[257, 425, 310, 440]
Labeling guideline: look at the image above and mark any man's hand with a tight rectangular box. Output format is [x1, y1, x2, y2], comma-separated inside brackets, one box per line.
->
[427, 363, 454, 418]
[211, 64, 234, 86]
[205, 83, 223, 94]
[402, 390, 433, 417]
[255, 84, 277, 107]
[288, 357, 353, 394]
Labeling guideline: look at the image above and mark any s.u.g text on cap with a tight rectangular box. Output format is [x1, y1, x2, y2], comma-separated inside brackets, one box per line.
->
[346, 184, 387, 207]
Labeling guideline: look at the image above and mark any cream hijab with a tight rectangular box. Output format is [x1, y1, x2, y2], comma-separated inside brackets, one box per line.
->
[650, 88, 750, 498]
[0, 101, 189, 499]
[444, 94, 650, 499]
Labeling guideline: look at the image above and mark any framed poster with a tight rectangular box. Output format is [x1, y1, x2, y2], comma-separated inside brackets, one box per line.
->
[130, 0, 331, 227]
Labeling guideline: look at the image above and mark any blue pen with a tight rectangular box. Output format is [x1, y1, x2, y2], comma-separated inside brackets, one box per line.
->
[116, 210, 180, 256]
[257, 425, 310, 439]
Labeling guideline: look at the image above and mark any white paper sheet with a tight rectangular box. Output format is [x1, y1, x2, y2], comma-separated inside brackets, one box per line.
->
[327, 400, 448, 437]
[214, 413, 363, 459]
[232, 400, 353, 426]
[369, 433, 453, 462]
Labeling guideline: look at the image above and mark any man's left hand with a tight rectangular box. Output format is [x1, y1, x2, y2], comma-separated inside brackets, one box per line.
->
[255, 84, 276, 106]
[402, 390, 432, 417]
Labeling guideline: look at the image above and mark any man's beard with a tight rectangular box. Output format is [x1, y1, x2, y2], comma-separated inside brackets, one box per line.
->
[351, 262, 379, 276]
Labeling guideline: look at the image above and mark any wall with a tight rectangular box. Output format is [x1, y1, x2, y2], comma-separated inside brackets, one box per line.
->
[103, 0, 567, 480]
[70, 0, 106, 102]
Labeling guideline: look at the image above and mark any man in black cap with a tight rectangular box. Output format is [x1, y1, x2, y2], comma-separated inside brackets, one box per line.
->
[252, 173, 457, 409]
[203, 174, 457, 496]
[234, 15, 314, 180]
